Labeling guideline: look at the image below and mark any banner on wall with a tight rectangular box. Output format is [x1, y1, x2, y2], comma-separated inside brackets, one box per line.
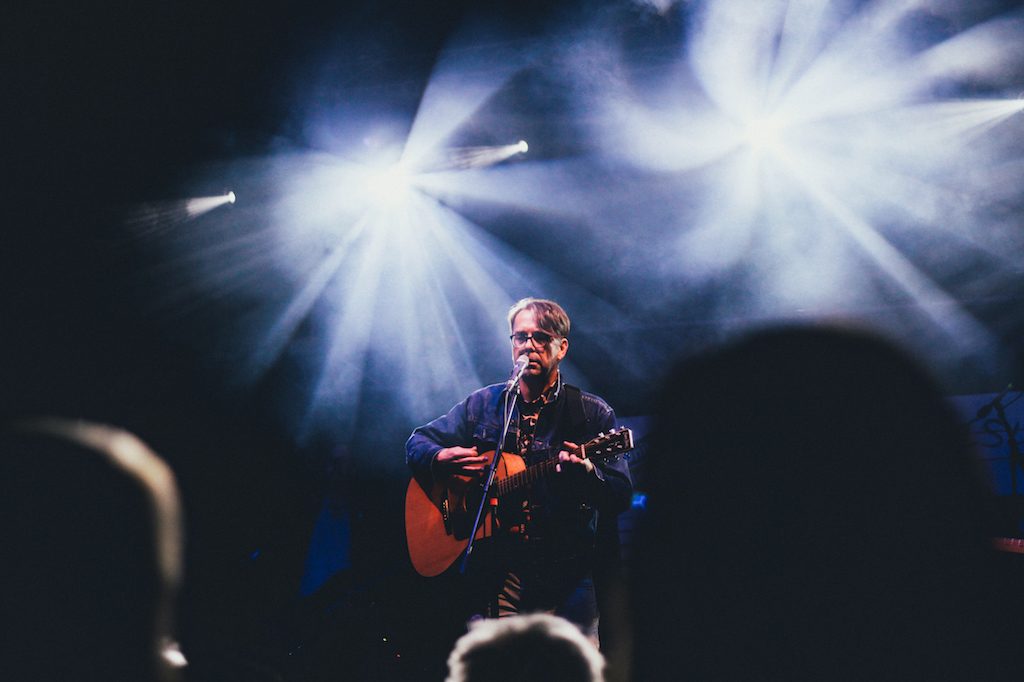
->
[951, 390, 1024, 497]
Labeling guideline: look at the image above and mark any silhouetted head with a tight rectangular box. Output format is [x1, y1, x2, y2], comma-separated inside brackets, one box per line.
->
[1, 418, 183, 681]
[631, 324, 1014, 681]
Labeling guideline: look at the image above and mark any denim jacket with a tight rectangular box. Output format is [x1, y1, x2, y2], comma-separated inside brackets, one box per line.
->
[406, 378, 633, 561]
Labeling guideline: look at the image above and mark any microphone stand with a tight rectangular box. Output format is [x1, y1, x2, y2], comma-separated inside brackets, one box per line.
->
[460, 380, 520, 575]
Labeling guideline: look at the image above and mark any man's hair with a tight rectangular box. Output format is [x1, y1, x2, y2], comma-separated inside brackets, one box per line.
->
[507, 298, 570, 338]
[445, 614, 605, 682]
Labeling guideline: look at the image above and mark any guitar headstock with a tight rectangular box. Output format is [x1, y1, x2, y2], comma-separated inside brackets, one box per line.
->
[581, 427, 634, 462]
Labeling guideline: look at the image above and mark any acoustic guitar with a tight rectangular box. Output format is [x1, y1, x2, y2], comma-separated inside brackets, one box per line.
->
[405, 427, 634, 577]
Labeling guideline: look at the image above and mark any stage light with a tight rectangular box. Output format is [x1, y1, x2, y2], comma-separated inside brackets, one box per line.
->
[419, 141, 532, 172]
[182, 193, 237, 217]
[366, 162, 414, 204]
[401, 25, 536, 168]
[898, 97, 1024, 141]
[160, 640, 188, 668]
[743, 115, 785, 152]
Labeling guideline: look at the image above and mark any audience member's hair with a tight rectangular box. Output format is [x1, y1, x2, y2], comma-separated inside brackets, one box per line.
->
[446, 614, 605, 682]
[2, 418, 184, 681]
[630, 324, 1020, 681]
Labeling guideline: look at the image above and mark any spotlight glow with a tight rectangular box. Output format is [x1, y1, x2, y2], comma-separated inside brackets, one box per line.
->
[588, 0, 1024, 370]
[130, 0, 1024, 467]
[401, 25, 537, 168]
[185, 193, 236, 217]
[160, 640, 188, 669]
[896, 98, 1024, 140]
[417, 141, 532, 172]
[743, 115, 785, 152]
[365, 162, 414, 204]
[208, 127, 573, 448]
[126, 192, 238, 234]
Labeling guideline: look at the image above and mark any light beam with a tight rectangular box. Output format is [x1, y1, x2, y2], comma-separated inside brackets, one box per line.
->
[186, 193, 237, 217]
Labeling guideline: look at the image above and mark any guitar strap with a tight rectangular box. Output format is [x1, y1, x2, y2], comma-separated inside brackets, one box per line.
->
[561, 383, 588, 443]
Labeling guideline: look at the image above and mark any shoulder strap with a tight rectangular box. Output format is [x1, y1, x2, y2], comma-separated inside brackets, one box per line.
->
[561, 383, 588, 438]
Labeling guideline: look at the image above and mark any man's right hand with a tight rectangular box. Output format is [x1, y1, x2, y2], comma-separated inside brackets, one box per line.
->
[434, 446, 488, 476]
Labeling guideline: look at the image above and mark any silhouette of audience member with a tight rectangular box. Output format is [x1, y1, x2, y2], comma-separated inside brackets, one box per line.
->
[1, 418, 185, 681]
[445, 613, 605, 682]
[630, 325, 1021, 681]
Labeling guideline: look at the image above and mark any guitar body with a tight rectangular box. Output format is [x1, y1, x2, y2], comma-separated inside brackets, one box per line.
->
[405, 450, 526, 578]
[405, 428, 633, 577]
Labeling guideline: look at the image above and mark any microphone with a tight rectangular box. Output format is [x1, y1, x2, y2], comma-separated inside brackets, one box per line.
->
[506, 354, 530, 391]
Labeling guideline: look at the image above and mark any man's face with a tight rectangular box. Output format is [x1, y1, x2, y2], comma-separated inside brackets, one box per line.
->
[510, 308, 568, 382]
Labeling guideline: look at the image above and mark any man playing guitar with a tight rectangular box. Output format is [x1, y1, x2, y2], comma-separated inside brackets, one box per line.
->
[405, 297, 633, 643]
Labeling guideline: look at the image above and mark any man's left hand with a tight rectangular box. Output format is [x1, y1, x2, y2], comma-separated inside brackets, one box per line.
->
[555, 441, 595, 475]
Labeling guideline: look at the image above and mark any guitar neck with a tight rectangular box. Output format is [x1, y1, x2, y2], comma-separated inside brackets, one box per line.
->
[492, 429, 632, 498]
[494, 455, 560, 498]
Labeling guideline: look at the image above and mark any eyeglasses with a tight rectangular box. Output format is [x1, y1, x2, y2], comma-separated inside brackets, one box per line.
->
[510, 331, 557, 346]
